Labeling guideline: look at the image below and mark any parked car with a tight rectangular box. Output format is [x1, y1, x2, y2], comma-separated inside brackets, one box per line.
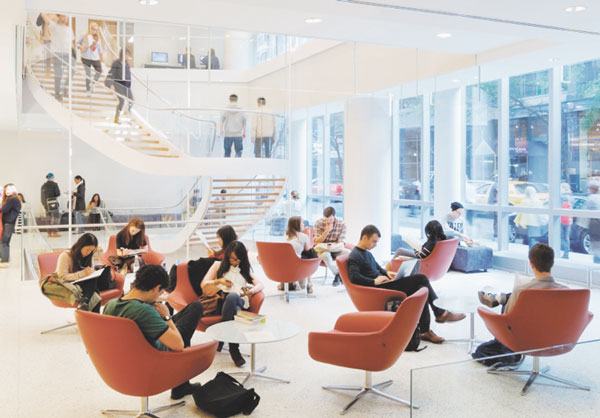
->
[467, 180, 548, 205]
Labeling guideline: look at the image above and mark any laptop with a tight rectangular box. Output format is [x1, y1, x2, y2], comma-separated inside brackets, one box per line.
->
[392, 258, 420, 280]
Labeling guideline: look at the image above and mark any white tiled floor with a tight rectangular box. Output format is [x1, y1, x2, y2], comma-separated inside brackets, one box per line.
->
[1, 251, 599, 418]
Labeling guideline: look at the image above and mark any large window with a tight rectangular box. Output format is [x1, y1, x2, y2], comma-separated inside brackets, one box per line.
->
[307, 103, 345, 221]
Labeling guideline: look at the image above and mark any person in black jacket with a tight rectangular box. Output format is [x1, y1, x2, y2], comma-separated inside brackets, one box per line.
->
[1, 184, 22, 267]
[41, 172, 61, 237]
[347, 224, 465, 344]
[72, 175, 86, 233]
[106, 48, 133, 124]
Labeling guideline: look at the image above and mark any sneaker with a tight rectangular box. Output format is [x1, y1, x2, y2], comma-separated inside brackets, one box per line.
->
[332, 273, 341, 287]
[298, 279, 306, 289]
[171, 382, 202, 400]
[478, 291, 500, 308]
[289, 283, 298, 291]
[420, 330, 444, 344]
[307, 283, 313, 294]
[435, 310, 466, 323]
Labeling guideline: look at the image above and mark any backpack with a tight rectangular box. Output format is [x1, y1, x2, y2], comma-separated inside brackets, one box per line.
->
[472, 338, 522, 367]
[193, 372, 260, 418]
[385, 297, 427, 352]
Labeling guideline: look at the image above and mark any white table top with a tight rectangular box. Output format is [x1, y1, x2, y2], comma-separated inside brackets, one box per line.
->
[205, 318, 299, 345]
[435, 294, 498, 314]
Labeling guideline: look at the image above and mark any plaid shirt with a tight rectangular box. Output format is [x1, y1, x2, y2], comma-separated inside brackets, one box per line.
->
[314, 217, 346, 243]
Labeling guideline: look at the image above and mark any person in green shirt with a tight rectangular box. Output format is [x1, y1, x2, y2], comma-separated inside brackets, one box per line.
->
[104, 264, 205, 399]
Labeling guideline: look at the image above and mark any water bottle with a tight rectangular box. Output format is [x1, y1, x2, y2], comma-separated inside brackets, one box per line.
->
[133, 255, 140, 274]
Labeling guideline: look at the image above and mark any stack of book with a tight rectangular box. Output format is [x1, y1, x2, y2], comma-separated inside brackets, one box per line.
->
[234, 311, 266, 324]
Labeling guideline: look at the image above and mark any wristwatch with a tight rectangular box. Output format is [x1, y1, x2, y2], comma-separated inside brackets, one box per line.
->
[162, 315, 171, 322]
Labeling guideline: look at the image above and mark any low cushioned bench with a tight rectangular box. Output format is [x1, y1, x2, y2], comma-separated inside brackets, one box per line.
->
[450, 245, 493, 273]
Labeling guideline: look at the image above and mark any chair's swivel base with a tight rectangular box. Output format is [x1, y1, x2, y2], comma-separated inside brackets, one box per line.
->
[41, 321, 76, 335]
[488, 357, 591, 396]
[323, 378, 419, 415]
[102, 397, 185, 417]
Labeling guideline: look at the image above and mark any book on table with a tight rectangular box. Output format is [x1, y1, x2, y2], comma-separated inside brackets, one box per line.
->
[234, 311, 266, 324]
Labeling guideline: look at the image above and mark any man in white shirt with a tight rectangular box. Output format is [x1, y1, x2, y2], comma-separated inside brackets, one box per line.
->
[443, 201, 473, 245]
[252, 97, 276, 158]
[42, 14, 73, 101]
[77, 22, 104, 94]
[220, 94, 246, 158]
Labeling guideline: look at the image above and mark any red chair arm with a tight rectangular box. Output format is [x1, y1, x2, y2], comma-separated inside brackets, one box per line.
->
[249, 291, 265, 314]
[477, 307, 518, 350]
[334, 311, 394, 333]
[142, 251, 165, 266]
[112, 271, 125, 292]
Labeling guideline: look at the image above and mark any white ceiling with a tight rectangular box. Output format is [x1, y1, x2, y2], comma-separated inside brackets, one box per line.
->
[27, 0, 600, 54]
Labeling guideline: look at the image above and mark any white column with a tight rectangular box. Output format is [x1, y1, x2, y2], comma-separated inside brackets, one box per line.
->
[433, 88, 462, 220]
[0, 1, 24, 131]
[344, 97, 392, 260]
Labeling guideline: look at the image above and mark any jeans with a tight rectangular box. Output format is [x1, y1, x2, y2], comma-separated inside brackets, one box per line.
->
[1, 223, 15, 262]
[378, 273, 445, 332]
[53, 52, 70, 97]
[224, 136, 243, 158]
[221, 292, 244, 321]
[171, 301, 204, 391]
[114, 83, 134, 117]
[74, 211, 84, 233]
[81, 58, 102, 91]
[560, 224, 571, 257]
[317, 249, 351, 276]
[526, 226, 543, 250]
[254, 137, 273, 158]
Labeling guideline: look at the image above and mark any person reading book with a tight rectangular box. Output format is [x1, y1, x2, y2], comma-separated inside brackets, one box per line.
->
[347, 225, 465, 344]
[391, 220, 448, 262]
[55, 233, 102, 312]
[207, 225, 237, 259]
[111, 218, 148, 273]
[201, 241, 264, 367]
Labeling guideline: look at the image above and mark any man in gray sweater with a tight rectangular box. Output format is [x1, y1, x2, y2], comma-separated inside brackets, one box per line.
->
[220, 94, 246, 158]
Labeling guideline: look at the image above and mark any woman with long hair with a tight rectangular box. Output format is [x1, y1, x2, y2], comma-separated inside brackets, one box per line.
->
[55, 233, 101, 311]
[77, 21, 103, 94]
[113, 217, 147, 273]
[392, 220, 447, 260]
[86, 193, 103, 227]
[1, 184, 22, 267]
[201, 241, 264, 367]
[284, 216, 314, 293]
[209, 225, 237, 259]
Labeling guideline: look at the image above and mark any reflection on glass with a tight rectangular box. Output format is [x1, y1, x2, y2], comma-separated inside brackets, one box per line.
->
[329, 111, 344, 196]
[397, 96, 422, 201]
[464, 210, 498, 250]
[466, 81, 499, 204]
[311, 115, 324, 195]
[509, 71, 549, 206]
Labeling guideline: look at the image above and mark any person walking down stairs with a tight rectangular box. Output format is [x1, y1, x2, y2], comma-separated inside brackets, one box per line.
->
[106, 48, 133, 124]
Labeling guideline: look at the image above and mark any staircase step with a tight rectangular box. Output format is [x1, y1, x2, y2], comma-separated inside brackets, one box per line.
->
[123, 137, 161, 145]
[212, 178, 286, 182]
[213, 185, 284, 190]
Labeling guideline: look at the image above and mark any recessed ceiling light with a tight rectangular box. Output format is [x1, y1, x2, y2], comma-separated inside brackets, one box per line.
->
[139, 0, 159, 5]
[437, 33, 452, 39]
[304, 18, 322, 24]
[452, 79, 460, 83]
[548, 57, 559, 63]
[565, 6, 586, 12]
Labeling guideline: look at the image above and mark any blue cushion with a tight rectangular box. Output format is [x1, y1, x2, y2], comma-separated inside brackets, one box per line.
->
[451, 246, 493, 273]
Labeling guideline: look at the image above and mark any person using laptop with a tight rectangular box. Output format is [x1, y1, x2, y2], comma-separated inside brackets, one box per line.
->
[347, 225, 465, 344]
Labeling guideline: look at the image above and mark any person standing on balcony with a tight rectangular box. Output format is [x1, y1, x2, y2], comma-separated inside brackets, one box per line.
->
[106, 48, 133, 124]
[42, 14, 73, 102]
[220, 94, 246, 158]
[252, 97, 276, 158]
[77, 22, 104, 95]
[41, 173, 61, 237]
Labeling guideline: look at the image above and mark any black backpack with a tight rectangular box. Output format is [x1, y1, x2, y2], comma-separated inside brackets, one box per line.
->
[193, 372, 260, 418]
[385, 297, 427, 352]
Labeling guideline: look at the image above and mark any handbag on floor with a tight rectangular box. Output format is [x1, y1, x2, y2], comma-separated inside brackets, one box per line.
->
[193, 372, 260, 417]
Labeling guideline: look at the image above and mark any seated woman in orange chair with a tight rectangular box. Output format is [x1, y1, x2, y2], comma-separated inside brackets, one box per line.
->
[392, 220, 447, 261]
[112, 217, 148, 274]
[284, 216, 315, 293]
[55, 233, 103, 311]
[201, 241, 264, 367]
[206, 224, 237, 260]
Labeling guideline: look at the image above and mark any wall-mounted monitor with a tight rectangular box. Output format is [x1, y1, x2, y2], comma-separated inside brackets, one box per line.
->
[151, 52, 168, 63]
[177, 53, 184, 65]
